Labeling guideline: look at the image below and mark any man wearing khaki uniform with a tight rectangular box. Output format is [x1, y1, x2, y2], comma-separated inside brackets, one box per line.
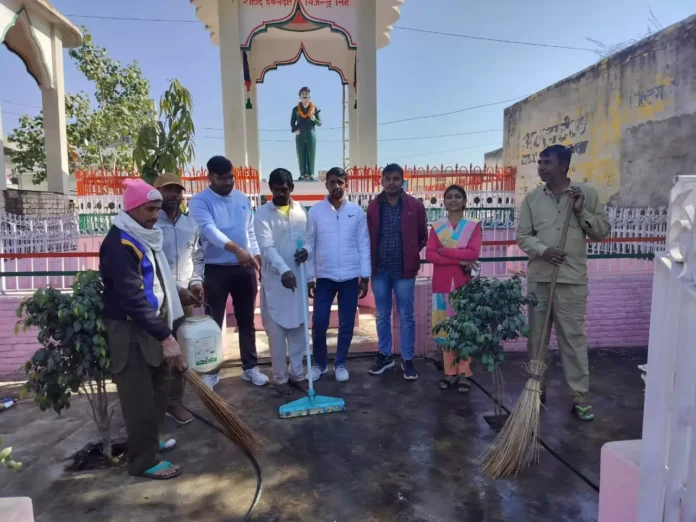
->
[517, 145, 610, 421]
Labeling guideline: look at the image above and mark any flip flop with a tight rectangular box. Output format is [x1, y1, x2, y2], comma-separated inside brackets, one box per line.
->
[159, 439, 177, 453]
[142, 460, 181, 480]
[438, 379, 453, 390]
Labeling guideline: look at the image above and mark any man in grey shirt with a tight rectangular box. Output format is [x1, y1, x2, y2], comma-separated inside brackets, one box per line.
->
[155, 173, 204, 424]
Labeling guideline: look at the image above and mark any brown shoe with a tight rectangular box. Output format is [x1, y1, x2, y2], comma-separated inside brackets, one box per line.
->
[166, 403, 194, 425]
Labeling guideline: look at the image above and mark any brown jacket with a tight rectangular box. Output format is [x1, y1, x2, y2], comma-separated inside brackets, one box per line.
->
[366, 192, 428, 279]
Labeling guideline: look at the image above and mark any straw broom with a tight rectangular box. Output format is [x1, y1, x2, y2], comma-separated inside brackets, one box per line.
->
[184, 369, 264, 455]
[478, 200, 575, 479]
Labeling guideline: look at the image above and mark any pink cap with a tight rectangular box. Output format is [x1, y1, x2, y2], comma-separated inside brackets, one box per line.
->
[123, 178, 162, 211]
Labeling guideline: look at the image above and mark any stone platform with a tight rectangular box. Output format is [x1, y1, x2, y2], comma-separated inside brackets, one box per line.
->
[0, 348, 645, 521]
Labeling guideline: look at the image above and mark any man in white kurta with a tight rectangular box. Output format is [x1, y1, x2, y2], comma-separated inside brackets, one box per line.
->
[254, 168, 313, 395]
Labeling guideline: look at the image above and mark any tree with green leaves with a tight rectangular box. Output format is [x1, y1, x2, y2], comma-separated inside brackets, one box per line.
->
[433, 274, 536, 418]
[16, 271, 114, 460]
[7, 29, 153, 184]
[133, 79, 196, 184]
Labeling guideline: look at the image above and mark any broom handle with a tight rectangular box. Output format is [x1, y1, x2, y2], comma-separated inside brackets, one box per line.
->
[297, 239, 315, 397]
[534, 199, 575, 361]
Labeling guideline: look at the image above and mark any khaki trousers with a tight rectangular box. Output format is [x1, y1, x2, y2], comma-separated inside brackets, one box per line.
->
[261, 297, 306, 385]
[527, 282, 589, 405]
[167, 305, 193, 407]
[112, 335, 169, 476]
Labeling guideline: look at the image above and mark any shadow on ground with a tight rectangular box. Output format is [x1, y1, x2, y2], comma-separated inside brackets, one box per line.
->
[0, 348, 645, 521]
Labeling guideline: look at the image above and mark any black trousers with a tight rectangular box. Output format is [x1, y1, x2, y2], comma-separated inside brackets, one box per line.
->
[204, 264, 258, 370]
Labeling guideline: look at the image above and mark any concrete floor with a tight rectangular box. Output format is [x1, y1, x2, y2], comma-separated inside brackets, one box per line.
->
[0, 348, 645, 521]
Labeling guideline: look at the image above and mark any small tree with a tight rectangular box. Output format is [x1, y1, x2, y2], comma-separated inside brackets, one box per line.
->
[16, 271, 114, 459]
[133, 79, 195, 184]
[8, 29, 152, 184]
[433, 275, 535, 418]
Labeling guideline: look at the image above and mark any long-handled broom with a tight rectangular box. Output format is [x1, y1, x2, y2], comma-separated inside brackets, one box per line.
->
[279, 239, 346, 418]
[184, 369, 264, 455]
[478, 199, 575, 479]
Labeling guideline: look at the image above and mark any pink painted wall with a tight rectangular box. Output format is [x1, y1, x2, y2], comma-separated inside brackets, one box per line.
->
[0, 298, 39, 379]
[1, 272, 654, 379]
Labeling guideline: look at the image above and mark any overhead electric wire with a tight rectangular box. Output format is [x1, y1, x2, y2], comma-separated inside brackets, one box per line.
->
[393, 26, 596, 52]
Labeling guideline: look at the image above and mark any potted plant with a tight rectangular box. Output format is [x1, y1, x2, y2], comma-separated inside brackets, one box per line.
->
[16, 270, 115, 463]
[433, 274, 535, 431]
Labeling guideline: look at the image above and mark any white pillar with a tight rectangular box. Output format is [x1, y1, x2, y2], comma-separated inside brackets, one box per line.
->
[218, 0, 248, 167]
[0, 102, 6, 191]
[348, 82, 359, 168]
[42, 27, 69, 195]
[246, 80, 260, 174]
[356, 0, 377, 168]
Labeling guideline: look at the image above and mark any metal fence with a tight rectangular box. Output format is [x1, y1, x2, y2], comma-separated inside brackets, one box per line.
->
[0, 212, 79, 254]
[0, 236, 661, 294]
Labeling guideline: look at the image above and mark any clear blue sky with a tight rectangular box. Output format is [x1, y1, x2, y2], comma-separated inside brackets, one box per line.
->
[1, 0, 694, 179]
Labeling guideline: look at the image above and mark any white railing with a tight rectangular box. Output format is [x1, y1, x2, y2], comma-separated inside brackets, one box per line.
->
[0, 212, 78, 254]
[638, 175, 696, 522]
[589, 206, 668, 255]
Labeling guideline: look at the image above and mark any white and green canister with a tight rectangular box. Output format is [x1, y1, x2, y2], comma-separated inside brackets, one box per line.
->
[177, 315, 223, 374]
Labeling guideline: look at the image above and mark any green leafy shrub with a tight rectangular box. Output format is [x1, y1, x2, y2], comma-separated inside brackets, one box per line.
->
[16, 271, 114, 459]
[0, 436, 21, 471]
[433, 274, 536, 414]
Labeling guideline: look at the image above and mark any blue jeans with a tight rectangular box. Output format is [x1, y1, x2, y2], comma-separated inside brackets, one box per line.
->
[372, 271, 416, 360]
[312, 278, 360, 370]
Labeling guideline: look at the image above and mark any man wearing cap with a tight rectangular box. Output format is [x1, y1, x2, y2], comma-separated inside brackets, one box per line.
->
[154, 173, 205, 424]
[100, 178, 200, 480]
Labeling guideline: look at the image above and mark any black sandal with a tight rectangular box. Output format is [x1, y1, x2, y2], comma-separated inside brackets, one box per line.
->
[438, 379, 453, 390]
[274, 383, 293, 396]
[457, 380, 471, 394]
[289, 379, 309, 393]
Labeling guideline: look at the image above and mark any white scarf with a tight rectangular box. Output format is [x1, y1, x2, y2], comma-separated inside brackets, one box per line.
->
[113, 211, 184, 330]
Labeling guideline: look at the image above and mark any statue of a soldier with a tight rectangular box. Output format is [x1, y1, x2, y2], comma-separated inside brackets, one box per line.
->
[290, 86, 321, 181]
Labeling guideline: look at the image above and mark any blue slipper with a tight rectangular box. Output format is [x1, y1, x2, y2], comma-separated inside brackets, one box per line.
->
[159, 439, 176, 453]
[142, 460, 181, 480]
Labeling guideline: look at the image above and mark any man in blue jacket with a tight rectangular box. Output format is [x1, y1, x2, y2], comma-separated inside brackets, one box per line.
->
[100, 178, 200, 480]
[189, 156, 269, 388]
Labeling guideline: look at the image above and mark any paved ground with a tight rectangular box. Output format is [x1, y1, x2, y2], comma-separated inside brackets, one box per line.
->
[0, 348, 645, 521]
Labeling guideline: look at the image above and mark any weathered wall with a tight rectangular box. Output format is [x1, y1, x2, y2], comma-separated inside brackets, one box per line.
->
[484, 148, 503, 168]
[504, 14, 696, 207]
[1, 189, 72, 215]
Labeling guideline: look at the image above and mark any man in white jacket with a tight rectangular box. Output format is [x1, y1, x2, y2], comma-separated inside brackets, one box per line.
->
[307, 167, 371, 382]
[254, 168, 312, 395]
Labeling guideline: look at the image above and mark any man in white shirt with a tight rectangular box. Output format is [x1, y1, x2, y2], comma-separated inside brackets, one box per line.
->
[254, 168, 312, 395]
[307, 167, 371, 382]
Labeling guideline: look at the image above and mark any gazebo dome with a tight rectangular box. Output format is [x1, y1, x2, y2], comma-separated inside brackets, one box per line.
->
[190, 0, 403, 49]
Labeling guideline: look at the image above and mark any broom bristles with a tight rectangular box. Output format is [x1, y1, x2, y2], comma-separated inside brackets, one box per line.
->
[476, 359, 546, 479]
[184, 369, 264, 455]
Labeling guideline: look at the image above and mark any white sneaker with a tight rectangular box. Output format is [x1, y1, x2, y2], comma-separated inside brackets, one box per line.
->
[309, 366, 328, 382]
[334, 366, 350, 382]
[202, 373, 220, 390]
[242, 367, 269, 386]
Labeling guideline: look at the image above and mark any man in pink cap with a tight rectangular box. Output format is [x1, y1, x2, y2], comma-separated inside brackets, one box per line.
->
[100, 178, 200, 480]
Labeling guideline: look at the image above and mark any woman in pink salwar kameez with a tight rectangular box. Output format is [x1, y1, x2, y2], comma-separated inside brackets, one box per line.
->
[426, 185, 482, 393]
